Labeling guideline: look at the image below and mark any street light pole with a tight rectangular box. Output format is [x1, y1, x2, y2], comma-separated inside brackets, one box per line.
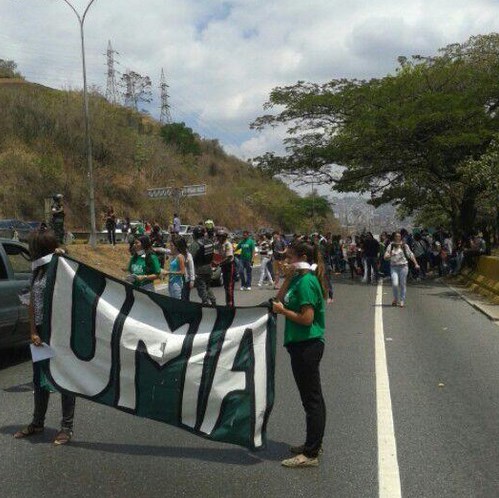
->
[61, 0, 98, 248]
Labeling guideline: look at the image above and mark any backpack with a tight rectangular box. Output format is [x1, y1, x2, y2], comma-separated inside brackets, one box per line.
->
[194, 238, 214, 265]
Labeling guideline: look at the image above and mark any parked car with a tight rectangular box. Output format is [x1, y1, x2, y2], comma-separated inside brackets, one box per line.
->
[178, 224, 193, 235]
[0, 219, 33, 242]
[0, 239, 31, 350]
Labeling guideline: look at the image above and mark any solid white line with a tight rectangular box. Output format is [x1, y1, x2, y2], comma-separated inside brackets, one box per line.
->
[375, 281, 402, 498]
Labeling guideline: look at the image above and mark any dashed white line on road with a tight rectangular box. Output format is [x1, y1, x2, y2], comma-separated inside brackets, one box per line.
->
[375, 281, 402, 498]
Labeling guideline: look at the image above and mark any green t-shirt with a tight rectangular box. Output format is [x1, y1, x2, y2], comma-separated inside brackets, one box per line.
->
[283, 272, 325, 346]
[237, 238, 255, 261]
[127, 253, 161, 287]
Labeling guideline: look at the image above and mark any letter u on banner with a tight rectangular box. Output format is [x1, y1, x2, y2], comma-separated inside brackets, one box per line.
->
[48, 258, 124, 396]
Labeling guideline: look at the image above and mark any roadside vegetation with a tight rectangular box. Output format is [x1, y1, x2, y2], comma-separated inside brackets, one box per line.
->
[0, 59, 338, 234]
[253, 33, 499, 243]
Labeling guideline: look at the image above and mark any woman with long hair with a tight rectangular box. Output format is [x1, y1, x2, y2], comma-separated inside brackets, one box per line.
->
[165, 236, 186, 300]
[126, 235, 161, 292]
[384, 231, 419, 307]
[14, 229, 76, 445]
[272, 241, 327, 468]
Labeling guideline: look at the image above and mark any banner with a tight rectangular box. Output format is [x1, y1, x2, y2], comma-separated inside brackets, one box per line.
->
[40, 255, 276, 450]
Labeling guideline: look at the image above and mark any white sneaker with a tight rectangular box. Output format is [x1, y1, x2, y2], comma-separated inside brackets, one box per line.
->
[257, 283, 263, 287]
[247, 287, 251, 291]
[240, 287, 246, 291]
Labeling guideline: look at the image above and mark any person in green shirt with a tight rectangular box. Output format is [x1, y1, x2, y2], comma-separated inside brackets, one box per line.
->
[272, 240, 327, 468]
[236, 230, 255, 290]
[126, 236, 162, 292]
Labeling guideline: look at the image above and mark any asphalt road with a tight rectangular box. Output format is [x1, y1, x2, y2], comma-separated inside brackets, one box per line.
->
[1, 273, 498, 498]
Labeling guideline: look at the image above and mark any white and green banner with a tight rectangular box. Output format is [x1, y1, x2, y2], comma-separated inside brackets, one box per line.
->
[41, 255, 276, 450]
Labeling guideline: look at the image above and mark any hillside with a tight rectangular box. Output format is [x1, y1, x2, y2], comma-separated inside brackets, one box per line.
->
[0, 77, 339, 234]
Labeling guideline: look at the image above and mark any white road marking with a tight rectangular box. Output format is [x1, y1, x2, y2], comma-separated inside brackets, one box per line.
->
[375, 281, 402, 498]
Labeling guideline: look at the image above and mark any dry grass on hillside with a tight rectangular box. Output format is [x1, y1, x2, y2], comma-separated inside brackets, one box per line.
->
[66, 243, 131, 280]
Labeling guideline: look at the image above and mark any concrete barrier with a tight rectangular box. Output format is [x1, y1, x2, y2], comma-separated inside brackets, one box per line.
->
[460, 256, 499, 304]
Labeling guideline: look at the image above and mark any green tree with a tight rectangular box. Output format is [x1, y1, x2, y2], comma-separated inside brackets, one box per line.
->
[121, 70, 152, 110]
[0, 59, 23, 79]
[160, 122, 201, 156]
[252, 33, 499, 236]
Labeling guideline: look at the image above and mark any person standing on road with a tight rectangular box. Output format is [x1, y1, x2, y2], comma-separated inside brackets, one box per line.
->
[271, 231, 287, 289]
[318, 234, 334, 303]
[14, 228, 76, 445]
[257, 234, 274, 288]
[215, 229, 236, 307]
[384, 232, 420, 307]
[50, 194, 65, 244]
[150, 224, 167, 268]
[164, 236, 186, 299]
[190, 226, 217, 307]
[182, 240, 195, 302]
[105, 206, 116, 246]
[126, 236, 162, 292]
[362, 232, 380, 284]
[237, 230, 256, 290]
[412, 233, 428, 280]
[272, 241, 327, 468]
[173, 213, 181, 234]
[204, 219, 215, 241]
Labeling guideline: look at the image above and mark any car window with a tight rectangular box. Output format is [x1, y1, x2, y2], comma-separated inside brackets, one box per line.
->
[3, 244, 31, 274]
[0, 220, 11, 228]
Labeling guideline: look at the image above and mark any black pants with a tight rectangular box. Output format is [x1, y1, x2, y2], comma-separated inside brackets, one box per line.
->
[286, 339, 326, 458]
[416, 254, 427, 277]
[365, 256, 378, 283]
[107, 225, 116, 245]
[32, 361, 75, 431]
[181, 281, 192, 301]
[221, 262, 235, 307]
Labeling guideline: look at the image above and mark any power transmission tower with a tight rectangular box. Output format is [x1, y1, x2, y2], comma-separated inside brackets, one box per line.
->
[105, 40, 119, 104]
[159, 68, 172, 124]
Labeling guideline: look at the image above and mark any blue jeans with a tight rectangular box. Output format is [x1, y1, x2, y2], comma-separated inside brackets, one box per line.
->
[390, 265, 409, 302]
[168, 280, 182, 299]
[239, 259, 253, 288]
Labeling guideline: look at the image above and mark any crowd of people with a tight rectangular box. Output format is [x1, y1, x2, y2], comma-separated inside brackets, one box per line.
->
[17, 209, 492, 469]
[116, 215, 491, 310]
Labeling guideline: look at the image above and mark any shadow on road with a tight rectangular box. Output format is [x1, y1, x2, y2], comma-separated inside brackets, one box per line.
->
[0, 425, 290, 465]
[3, 382, 33, 393]
[66, 439, 289, 465]
[424, 290, 462, 300]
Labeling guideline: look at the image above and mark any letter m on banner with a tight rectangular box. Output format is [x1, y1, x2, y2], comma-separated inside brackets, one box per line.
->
[40, 256, 276, 450]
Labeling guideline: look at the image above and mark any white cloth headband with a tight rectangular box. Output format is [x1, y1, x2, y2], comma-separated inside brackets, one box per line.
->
[293, 262, 318, 272]
[31, 254, 53, 270]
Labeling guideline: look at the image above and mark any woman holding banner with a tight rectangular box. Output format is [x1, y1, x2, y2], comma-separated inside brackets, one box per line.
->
[272, 241, 327, 468]
[126, 236, 162, 292]
[14, 228, 76, 445]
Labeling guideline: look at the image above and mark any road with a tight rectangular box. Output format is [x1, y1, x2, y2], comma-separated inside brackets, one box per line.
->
[1, 274, 498, 498]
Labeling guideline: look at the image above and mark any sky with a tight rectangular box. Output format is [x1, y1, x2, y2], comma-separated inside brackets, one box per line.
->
[1, 0, 499, 162]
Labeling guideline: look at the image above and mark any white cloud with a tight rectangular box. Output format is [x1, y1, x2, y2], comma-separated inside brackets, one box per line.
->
[1, 0, 498, 158]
